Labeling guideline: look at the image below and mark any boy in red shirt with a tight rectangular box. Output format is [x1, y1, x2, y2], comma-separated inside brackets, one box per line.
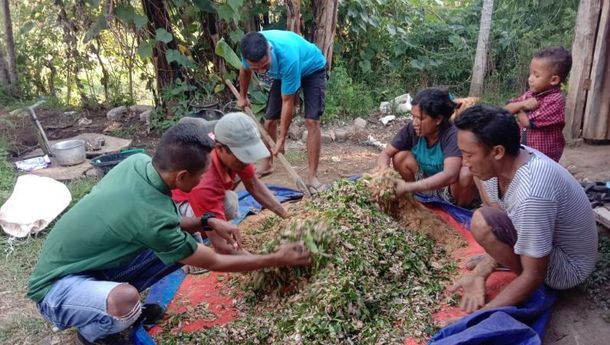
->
[505, 46, 572, 162]
[172, 113, 288, 255]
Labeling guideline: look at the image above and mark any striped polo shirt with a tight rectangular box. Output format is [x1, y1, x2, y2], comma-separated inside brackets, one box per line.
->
[482, 146, 598, 289]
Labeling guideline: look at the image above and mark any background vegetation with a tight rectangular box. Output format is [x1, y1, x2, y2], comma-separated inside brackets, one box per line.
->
[1, 0, 578, 123]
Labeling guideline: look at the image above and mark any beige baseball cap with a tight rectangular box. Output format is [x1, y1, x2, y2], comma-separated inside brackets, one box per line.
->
[214, 112, 270, 163]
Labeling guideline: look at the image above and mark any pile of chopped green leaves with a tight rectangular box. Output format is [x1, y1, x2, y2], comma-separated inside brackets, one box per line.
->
[186, 179, 456, 344]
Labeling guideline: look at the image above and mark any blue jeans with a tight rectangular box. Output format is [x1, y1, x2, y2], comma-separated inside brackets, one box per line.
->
[37, 250, 181, 342]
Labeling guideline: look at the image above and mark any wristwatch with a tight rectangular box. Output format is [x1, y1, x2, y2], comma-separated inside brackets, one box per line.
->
[200, 212, 216, 231]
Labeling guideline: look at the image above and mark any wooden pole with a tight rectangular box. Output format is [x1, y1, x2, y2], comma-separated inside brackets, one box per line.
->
[225, 80, 312, 197]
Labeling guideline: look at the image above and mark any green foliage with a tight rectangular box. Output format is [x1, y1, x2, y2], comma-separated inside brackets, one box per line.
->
[324, 64, 375, 123]
[180, 179, 455, 343]
[585, 236, 610, 321]
[0, 141, 17, 206]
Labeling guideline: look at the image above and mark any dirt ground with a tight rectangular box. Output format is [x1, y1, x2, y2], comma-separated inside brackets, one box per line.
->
[2, 109, 610, 344]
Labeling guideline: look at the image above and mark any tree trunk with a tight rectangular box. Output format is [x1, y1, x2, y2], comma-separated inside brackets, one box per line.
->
[142, 0, 182, 93]
[286, 0, 301, 34]
[55, 0, 90, 106]
[311, 0, 338, 71]
[93, 39, 109, 103]
[242, 0, 260, 33]
[1, 0, 17, 88]
[469, 0, 494, 97]
[0, 45, 9, 88]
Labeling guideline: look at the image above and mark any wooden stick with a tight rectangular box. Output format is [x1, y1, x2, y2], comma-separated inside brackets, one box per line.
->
[225, 79, 311, 197]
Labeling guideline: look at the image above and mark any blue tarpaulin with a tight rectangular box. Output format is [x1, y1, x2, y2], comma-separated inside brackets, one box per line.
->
[429, 286, 557, 345]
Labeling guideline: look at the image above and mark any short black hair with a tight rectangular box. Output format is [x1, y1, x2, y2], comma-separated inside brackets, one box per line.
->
[153, 122, 214, 173]
[411, 88, 456, 126]
[454, 105, 520, 156]
[240, 31, 268, 63]
[534, 46, 572, 81]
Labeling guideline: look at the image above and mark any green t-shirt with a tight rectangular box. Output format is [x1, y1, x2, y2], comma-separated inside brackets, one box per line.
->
[27, 154, 198, 303]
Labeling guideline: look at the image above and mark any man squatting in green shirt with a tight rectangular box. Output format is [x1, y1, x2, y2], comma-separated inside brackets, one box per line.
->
[27, 122, 311, 345]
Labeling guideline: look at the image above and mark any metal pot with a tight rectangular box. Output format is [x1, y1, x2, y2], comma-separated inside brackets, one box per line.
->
[51, 139, 86, 166]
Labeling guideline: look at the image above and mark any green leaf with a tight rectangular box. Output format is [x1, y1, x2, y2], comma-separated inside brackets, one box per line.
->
[137, 40, 154, 58]
[193, 0, 216, 13]
[410, 59, 424, 70]
[250, 90, 267, 104]
[84, 15, 107, 43]
[214, 83, 225, 93]
[86, 0, 100, 7]
[228, 0, 243, 12]
[229, 28, 244, 44]
[174, 0, 187, 7]
[20, 21, 35, 35]
[134, 14, 148, 29]
[304, 232, 319, 253]
[215, 38, 242, 70]
[166, 49, 195, 68]
[155, 28, 173, 43]
[448, 35, 462, 47]
[358, 60, 371, 73]
[216, 4, 236, 23]
[115, 4, 136, 23]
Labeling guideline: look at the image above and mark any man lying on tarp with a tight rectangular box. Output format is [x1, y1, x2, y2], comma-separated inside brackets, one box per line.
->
[450, 104, 597, 312]
[26, 122, 311, 345]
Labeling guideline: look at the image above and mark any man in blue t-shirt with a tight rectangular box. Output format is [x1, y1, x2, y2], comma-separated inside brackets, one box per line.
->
[238, 30, 327, 192]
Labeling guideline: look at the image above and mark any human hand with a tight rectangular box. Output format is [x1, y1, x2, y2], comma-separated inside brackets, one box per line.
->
[208, 218, 242, 250]
[274, 242, 311, 267]
[237, 96, 251, 109]
[522, 97, 538, 111]
[450, 274, 486, 313]
[272, 137, 286, 156]
[394, 179, 414, 197]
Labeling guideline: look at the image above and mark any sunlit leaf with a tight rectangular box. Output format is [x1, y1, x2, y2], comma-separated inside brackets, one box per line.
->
[155, 28, 173, 43]
[215, 38, 241, 70]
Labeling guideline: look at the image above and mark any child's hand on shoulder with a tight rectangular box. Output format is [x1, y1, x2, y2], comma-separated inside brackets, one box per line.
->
[523, 97, 538, 111]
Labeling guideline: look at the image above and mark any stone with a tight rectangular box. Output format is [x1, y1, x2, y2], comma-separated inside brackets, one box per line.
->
[106, 106, 128, 121]
[321, 130, 334, 144]
[301, 130, 308, 142]
[354, 117, 367, 129]
[130, 105, 153, 113]
[77, 117, 92, 126]
[139, 109, 152, 124]
[288, 125, 304, 140]
[334, 128, 348, 143]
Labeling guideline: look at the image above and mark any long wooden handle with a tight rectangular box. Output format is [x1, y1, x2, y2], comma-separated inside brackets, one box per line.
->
[225, 80, 311, 197]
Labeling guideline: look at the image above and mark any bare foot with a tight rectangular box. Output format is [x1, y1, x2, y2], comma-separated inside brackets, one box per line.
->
[256, 158, 274, 177]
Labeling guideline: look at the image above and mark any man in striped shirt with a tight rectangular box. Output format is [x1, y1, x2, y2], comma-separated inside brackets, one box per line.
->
[451, 105, 598, 313]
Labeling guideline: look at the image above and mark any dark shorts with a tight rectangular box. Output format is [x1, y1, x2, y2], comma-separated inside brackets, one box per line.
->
[266, 69, 327, 121]
[478, 206, 518, 246]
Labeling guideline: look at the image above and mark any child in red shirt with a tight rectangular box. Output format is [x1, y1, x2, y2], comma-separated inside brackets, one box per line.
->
[505, 46, 572, 162]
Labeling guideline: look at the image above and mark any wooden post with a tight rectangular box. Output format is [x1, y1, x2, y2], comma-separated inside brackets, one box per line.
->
[583, 0, 610, 141]
[564, 0, 603, 141]
[468, 0, 494, 97]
